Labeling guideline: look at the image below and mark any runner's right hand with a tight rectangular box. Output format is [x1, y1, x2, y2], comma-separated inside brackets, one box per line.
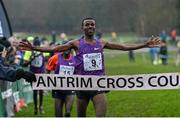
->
[19, 40, 33, 50]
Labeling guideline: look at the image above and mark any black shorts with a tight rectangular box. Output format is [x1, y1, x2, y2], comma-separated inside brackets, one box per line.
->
[52, 90, 75, 99]
[76, 90, 109, 99]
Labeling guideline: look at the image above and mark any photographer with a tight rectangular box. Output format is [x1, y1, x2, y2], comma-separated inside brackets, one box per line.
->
[0, 37, 36, 82]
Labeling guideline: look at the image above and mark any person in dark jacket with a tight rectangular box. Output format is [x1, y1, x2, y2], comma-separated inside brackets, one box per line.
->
[0, 37, 36, 82]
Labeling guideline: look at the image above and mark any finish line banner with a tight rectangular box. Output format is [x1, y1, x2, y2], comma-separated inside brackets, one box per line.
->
[32, 73, 180, 90]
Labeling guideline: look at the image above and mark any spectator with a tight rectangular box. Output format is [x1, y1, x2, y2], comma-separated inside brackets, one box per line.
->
[23, 37, 45, 115]
[170, 29, 177, 46]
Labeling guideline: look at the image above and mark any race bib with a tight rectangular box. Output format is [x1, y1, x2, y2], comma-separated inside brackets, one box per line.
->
[31, 56, 43, 67]
[59, 65, 74, 75]
[83, 53, 102, 71]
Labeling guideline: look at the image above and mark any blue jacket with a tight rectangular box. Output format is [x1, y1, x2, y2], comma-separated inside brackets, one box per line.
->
[0, 56, 17, 82]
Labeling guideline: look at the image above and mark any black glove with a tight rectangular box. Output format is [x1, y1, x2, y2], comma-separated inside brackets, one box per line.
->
[16, 69, 37, 82]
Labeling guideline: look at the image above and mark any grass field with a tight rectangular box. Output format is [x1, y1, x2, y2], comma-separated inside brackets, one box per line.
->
[15, 50, 180, 117]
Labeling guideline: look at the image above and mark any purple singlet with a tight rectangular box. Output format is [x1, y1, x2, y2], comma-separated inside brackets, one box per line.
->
[55, 53, 75, 75]
[75, 38, 105, 75]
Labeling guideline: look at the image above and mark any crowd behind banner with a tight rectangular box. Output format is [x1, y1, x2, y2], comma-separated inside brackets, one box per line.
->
[0, 33, 67, 117]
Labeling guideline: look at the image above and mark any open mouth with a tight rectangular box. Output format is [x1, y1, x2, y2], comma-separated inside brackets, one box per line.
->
[88, 29, 94, 33]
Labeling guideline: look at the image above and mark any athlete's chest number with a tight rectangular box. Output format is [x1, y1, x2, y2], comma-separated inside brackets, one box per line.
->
[83, 53, 102, 71]
[91, 59, 96, 67]
[63, 70, 71, 75]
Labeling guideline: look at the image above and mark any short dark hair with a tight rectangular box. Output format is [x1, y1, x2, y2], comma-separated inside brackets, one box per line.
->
[0, 44, 4, 52]
[81, 17, 95, 27]
[0, 37, 11, 48]
[0, 37, 11, 52]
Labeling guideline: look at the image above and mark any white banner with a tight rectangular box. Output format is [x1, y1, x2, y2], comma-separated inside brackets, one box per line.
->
[32, 73, 180, 91]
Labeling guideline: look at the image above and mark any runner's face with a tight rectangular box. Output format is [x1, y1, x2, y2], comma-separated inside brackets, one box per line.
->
[63, 49, 71, 55]
[63, 49, 71, 58]
[82, 20, 96, 37]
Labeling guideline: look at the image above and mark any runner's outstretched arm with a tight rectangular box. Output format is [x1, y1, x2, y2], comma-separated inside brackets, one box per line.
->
[103, 36, 160, 51]
[19, 40, 78, 53]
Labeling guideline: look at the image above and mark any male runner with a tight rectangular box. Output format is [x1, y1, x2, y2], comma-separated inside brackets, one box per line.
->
[46, 41, 75, 117]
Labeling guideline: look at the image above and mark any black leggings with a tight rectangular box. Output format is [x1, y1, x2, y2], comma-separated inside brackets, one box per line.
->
[33, 90, 43, 109]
